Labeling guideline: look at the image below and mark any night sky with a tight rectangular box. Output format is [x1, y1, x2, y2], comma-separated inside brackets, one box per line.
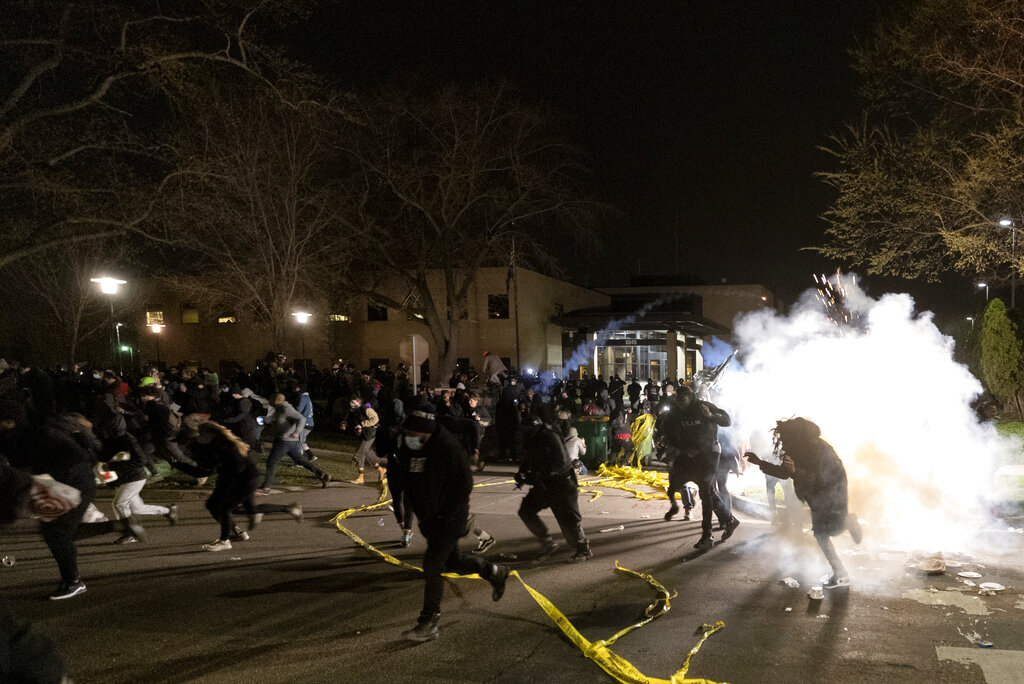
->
[293, 1, 976, 317]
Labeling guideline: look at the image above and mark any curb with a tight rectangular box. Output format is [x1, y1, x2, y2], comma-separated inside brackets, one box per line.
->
[731, 494, 774, 521]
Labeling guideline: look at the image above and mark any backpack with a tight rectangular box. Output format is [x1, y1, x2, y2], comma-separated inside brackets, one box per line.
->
[248, 394, 271, 422]
[167, 408, 183, 435]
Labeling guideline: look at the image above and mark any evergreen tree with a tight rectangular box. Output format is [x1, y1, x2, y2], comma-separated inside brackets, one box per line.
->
[981, 298, 1023, 415]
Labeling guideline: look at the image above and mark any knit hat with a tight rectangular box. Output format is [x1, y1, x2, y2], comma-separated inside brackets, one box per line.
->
[404, 400, 437, 434]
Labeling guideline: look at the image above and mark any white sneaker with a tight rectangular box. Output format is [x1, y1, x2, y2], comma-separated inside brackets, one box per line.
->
[202, 539, 232, 552]
[473, 536, 496, 554]
[822, 575, 850, 589]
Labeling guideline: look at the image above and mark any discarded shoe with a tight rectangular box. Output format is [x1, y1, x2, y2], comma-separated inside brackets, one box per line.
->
[472, 535, 495, 554]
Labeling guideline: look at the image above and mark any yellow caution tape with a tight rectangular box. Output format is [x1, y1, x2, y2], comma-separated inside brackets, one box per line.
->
[629, 414, 657, 469]
[332, 486, 726, 684]
[579, 488, 604, 502]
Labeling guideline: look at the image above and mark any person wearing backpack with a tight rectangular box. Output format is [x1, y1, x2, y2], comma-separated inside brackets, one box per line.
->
[240, 388, 270, 452]
[140, 387, 196, 470]
[294, 382, 318, 462]
[342, 396, 382, 485]
[220, 385, 256, 449]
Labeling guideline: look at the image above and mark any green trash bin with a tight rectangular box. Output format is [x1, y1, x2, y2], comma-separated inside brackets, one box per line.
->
[574, 416, 610, 472]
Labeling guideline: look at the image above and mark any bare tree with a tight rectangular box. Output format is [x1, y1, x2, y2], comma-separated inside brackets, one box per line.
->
[0, 239, 139, 367]
[157, 88, 351, 348]
[0, 0, 318, 271]
[340, 81, 602, 380]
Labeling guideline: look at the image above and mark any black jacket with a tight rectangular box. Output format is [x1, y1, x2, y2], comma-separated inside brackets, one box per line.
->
[660, 399, 731, 457]
[401, 426, 473, 535]
[519, 424, 574, 483]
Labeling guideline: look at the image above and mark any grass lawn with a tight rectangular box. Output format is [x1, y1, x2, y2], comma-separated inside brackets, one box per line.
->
[146, 429, 363, 491]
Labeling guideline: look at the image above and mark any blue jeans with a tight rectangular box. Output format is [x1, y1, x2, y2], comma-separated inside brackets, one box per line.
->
[262, 440, 322, 489]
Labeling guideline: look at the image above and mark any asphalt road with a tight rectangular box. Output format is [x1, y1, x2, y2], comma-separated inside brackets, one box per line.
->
[4, 465, 1024, 684]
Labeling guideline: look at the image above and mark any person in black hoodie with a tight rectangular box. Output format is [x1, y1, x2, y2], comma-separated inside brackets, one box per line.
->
[399, 401, 510, 642]
[0, 399, 106, 599]
[515, 415, 592, 563]
[184, 422, 302, 552]
[746, 417, 863, 589]
[219, 385, 257, 448]
[661, 384, 738, 550]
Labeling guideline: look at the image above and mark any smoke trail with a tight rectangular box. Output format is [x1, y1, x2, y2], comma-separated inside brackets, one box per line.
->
[713, 275, 1015, 555]
[544, 295, 684, 392]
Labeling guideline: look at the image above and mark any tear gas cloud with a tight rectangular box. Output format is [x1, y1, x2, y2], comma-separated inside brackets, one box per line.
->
[713, 275, 1016, 553]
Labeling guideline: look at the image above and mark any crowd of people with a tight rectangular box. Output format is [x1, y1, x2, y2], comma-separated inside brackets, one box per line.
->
[1, 350, 866, 654]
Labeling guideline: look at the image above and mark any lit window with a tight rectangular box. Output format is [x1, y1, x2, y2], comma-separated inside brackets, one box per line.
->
[217, 316, 236, 324]
[145, 310, 164, 326]
[328, 314, 350, 322]
[488, 294, 509, 319]
[181, 303, 198, 324]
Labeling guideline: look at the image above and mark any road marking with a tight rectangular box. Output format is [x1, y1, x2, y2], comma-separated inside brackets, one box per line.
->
[903, 588, 991, 616]
[937, 647, 1024, 683]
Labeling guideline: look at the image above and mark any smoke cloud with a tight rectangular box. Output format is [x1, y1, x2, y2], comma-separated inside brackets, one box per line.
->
[713, 276, 1016, 554]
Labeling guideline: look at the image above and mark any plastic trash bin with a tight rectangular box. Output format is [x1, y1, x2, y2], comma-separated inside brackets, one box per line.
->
[574, 416, 610, 471]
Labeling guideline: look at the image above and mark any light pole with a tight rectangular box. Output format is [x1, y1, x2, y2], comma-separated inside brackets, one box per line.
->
[292, 311, 311, 376]
[966, 316, 974, 331]
[1000, 218, 1017, 309]
[150, 324, 165, 365]
[90, 276, 126, 371]
[978, 282, 989, 301]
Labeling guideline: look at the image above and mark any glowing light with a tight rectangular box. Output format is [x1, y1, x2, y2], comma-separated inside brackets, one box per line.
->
[292, 311, 312, 324]
[978, 282, 987, 288]
[1000, 218, 1014, 227]
[714, 274, 1010, 554]
[150, 324, 165, 334]
[90, 276, 126, 294]
[761, 296, 767, 301]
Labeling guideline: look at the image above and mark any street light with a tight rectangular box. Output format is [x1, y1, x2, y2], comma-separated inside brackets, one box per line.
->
[150, 324, 165, 365]
[966, 316, 974, 330]
[291, 311, 311, 376]
[978, 282, 989, 301]
[90, 276, 127, 372]
[1000, 218, 1017, 309]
